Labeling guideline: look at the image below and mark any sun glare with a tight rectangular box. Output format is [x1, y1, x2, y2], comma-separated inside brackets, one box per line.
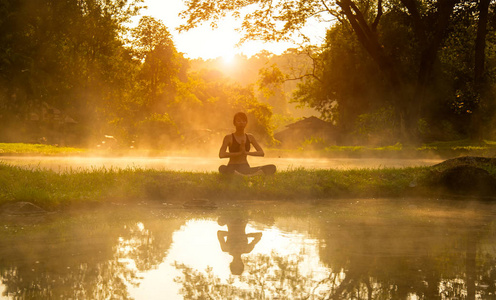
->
[222, 51, 236, 64]
[143, 0, 327, 60]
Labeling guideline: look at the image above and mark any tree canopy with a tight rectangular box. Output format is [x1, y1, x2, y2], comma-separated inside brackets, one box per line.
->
[2, 0, 496, 149]
[179, 0, 496, 144]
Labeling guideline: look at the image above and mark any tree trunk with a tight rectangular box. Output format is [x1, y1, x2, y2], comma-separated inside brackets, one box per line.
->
[471, 0, 490, 142]
[337, 0, 411, 142]
[338, 0, 457, 144]
[404, 0, 457, 142]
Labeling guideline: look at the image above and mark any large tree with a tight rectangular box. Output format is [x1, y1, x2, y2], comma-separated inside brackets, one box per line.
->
[0, 0, 144, 144]
[179, 0, 463, 142]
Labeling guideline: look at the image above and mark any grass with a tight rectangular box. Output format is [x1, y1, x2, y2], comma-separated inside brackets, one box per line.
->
[268, 140, 496, 159]
[1, 141, 496, 210]
[2, 140, 496, 158]
[0, 143, 86, 155]
[0, 161, 469, 211]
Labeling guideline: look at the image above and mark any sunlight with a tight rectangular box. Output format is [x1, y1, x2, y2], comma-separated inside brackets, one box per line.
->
[141, 0, 326, 59]
[127, 218, 329, 300]
[0, 280, 6, 299]
[221, 51, 236, 64]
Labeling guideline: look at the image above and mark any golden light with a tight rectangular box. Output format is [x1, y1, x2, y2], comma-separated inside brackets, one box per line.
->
[140, 0, 325, 59]
[221, 51, 236, 64]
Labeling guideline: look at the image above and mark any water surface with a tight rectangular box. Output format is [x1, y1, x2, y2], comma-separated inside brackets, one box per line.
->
[1, 199, 495, 299]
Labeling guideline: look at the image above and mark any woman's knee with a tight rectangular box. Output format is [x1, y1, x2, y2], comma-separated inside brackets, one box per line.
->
[219, 165, 229, 174]
[262, 164, 276, 175]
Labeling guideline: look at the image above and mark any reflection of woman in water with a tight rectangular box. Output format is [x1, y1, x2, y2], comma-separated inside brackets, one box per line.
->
[217, 215, 262, 275]
[219, 112, 276, 175]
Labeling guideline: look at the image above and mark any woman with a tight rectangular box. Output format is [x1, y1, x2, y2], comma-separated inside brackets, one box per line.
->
[218, 112, 276, 175]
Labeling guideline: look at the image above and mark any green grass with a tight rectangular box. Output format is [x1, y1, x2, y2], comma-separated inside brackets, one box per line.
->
[1, 141, 496, 158]
[0, 162, 444, 210]
[0, 141, 495, 210]
[270, 140, 496, 158]
[0, 143, 86, 155]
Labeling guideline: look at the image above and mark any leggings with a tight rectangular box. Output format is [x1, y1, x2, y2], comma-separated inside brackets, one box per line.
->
[219, 163, 276, 175]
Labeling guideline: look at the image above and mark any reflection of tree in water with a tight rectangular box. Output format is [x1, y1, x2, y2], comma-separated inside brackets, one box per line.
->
[175, 226, 496, 300]
[0, 207, 184, 299]
[173, 204, 496, 300]
[312, 206, 496, 299]
[174, 251, 331, 299]
[117, 217, 184, 272]
[174, 208, 331, 299]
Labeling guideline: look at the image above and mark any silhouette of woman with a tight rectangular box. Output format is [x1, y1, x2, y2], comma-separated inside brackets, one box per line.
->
[219, 112, 276, 175]
[217, 214, 262, 275]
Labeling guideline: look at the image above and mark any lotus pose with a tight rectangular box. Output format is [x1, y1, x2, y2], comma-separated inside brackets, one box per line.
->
[219, 112, 276, 175]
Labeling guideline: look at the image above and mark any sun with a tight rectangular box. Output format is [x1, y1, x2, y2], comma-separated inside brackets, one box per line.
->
[222, 51, 236, 64]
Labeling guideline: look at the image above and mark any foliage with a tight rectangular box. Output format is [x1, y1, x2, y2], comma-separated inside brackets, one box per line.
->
[354, 106, 397, 145]
[178, 0, 496, 144]
[135, 113, 180, 148]
[0, 0, 145, 144]
[299, 136, 329, 151]
[0, 1, 278, 148]
[3, 0, 496, 148]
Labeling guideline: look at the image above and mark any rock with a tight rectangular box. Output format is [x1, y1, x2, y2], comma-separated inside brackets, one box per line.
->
[437, 165, 496, 197]
[433, 156, 496, 169]
[1, 202, 47, 216]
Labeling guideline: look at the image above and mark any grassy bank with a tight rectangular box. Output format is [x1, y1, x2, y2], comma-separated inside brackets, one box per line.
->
[1, 159, 495, 210]
[1, 142, 496, 210]
[272, 140, 496, 159]
[2, 140, 496, 158]
[0, 143, 86, 156]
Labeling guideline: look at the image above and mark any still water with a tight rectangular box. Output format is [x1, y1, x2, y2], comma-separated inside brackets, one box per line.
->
[0, 156, 442, 172]
[1, 199, 495, 299]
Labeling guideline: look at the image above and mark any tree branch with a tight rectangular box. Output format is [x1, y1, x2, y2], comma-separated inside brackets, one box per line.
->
[371, 0, 383, 32]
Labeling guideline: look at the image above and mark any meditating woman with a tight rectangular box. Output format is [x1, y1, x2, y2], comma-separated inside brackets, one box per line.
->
[218, 112, 276, 175]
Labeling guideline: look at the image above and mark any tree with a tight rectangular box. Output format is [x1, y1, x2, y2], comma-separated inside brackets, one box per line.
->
[0, 0, 144, 144]
[472, 0, 491, 141]
[178, 0, 462, 143]
[172, 68, 275, 145]
[257, 64, 288, 114]
[131, 16, 183, 114]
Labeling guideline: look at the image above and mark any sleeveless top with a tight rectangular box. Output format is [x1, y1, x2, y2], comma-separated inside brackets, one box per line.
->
[229, 133, 250, 152]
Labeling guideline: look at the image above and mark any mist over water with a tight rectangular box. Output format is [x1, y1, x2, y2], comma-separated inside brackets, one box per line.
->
[1, 199, 495, 299]
[0, 156, 442, 172]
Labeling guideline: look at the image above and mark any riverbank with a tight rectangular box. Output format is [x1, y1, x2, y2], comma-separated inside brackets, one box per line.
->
[1, 156, 495, 211]
[2, 140, 496, 159]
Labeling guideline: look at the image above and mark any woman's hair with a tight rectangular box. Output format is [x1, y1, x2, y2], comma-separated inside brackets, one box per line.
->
[233, 112, 248, 123]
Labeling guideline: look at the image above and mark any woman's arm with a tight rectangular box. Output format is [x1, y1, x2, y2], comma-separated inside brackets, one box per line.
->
[219, 135, 246, 158]
[246, 134, 264, 157]
[217, 230, 228, 252]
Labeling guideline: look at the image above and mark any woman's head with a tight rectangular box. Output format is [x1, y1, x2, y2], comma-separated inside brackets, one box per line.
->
[233, 112, 248, 128]
[230, 256, 244, 275]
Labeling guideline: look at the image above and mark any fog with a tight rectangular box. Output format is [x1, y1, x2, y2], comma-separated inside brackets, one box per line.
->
[1, 199, 495, 299]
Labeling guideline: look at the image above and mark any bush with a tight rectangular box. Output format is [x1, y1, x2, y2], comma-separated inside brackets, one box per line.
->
[135, 113, 181, 148]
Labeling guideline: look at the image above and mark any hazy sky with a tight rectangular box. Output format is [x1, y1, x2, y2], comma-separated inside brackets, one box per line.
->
[140, 0, 328, 60]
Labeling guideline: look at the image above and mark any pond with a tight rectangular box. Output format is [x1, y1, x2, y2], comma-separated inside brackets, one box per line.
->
[0, 156, 442, 172]
[1, 199, 495, 299]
